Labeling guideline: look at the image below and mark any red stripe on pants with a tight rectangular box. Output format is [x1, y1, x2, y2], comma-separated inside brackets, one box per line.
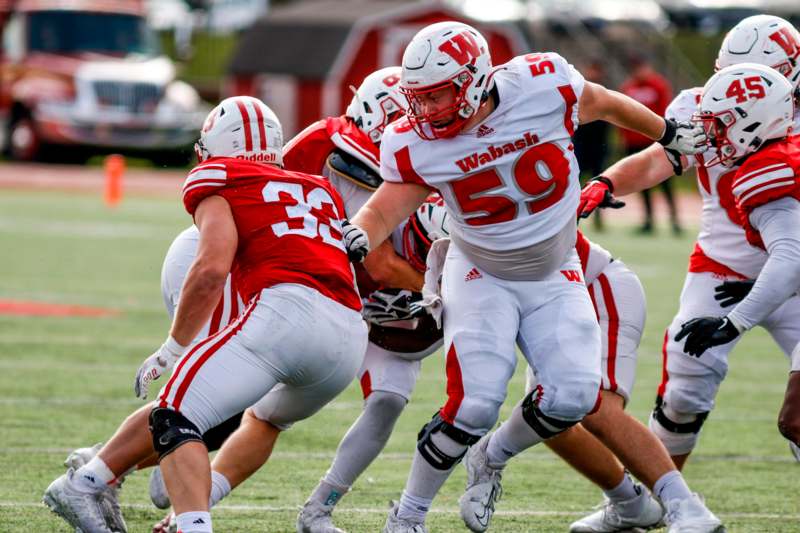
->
[657, 329, 670, 398]
[360, 371, 372, 399]
[158, 329, 225, 408]
[440, 344, 464, 424]
[596, 273, 619, 393]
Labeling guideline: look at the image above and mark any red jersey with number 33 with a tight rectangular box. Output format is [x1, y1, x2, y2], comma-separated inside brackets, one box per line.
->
[182, 157, 361, 311]
[380, 52, 585, 251]
[731, 136, 800, 249]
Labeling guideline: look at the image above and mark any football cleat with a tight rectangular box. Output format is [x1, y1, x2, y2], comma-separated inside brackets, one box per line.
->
[62, 443, 128, 532]
[790, 442, 800, 462]
[664, 494, 725, 533]
[149, 466, 171, 509]
[383, 502, 428, 533]
[43, 468, 114, 533]
[459, 435, 503, 533]
[152, 510, 177, 533]
[569, 486, 663, 532]
[296, 499, 345, 533]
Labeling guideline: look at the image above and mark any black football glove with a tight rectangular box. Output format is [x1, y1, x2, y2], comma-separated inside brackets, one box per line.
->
[362, 288, 424, 325]
[675, 316, 740, 357]
[713, 280, 755, 308]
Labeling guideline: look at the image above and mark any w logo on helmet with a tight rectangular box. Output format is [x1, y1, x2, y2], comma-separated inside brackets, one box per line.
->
[770, 28, 800, 59]
[439, 31, 483, 66]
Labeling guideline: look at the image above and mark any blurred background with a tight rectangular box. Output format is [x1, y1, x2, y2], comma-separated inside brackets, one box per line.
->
[0, 0, 798, 164]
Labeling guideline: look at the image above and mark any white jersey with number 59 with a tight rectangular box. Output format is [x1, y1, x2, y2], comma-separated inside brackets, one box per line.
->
[381, 53, 585, 256]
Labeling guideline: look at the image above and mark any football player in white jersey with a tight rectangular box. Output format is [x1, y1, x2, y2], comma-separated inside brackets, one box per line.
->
[673, 64, 800, 463]
[341, 21, 708, 533]
[577, 12, 800, 526]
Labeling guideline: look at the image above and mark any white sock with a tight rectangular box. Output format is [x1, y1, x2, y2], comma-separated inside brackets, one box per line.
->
[209, 470, 231, 508]
[653, 470, 693, 506]
[310, 479, 349, 507]
[397, 490, 433, 524]
[397, 432, 468, 524]
[604, 472, 640, 503]
[72, 456, 115, 493]
[486, 404, 544, 468]
[175, 511, 212, 533]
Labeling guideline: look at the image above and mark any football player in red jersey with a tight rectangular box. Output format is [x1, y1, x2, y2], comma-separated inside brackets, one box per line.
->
[674, 64, 800, 452]
[341, 20, 709, 533]
[44, 96, 368, 533]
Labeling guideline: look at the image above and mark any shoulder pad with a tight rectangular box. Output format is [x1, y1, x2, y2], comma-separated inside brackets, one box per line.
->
[326, 149, 383, 191]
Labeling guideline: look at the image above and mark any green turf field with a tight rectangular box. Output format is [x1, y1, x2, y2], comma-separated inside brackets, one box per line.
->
[0, 189, 797, 532]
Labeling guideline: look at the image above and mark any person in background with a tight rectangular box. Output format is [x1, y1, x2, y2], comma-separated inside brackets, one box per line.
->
[573, 59, 612, 231]
[619, 52, 679, 234]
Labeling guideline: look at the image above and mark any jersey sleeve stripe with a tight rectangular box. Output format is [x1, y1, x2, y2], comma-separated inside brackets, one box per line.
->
[557, 85, 578, 136]
[185, 168, 227, 184]
[738, 178, 797, 205]
[338, 132, 380, 168]
[183, 181, 227, 194]
[394, 145, 432, 188]
[188, 163, 226, 176]
[732, 168, 795, 198]
[732, 163, 791, 189]
[235, 100, 254, 152]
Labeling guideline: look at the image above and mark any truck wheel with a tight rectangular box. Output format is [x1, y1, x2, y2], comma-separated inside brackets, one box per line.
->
[9, 115, 42, 161]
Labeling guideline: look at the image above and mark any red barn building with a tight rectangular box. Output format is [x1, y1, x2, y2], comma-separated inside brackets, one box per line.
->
[225, 0, 530, 136]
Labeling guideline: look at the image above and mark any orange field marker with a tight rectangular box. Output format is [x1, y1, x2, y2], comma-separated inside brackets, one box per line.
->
[104, 154, 126, 207]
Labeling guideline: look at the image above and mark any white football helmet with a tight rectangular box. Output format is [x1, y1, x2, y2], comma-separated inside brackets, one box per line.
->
[716, 15, 800, 90]
[346, 66, 407, 144]
[195, 96, 283, 165]
[695, 63, 794, 167]
[405, 194, 450, 271]
[400, 21, 493, 140]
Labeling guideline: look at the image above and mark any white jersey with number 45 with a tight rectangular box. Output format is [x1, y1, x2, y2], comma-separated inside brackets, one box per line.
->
[380, 53, 585, 254]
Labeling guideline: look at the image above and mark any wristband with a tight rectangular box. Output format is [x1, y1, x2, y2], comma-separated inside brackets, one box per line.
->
[591, 176, 615, 194]
[658, 117, 676, 145]
[164, 335, 188, 357]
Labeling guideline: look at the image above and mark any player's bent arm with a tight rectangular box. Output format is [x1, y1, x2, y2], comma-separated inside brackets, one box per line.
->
[602, 143, 680, 196]
[578, 82, 666, 142]
[727, 198, 800, 332]
[169, 196, 238, 346]
[351, 181, 431, 251]
[363, 239, 425, 291]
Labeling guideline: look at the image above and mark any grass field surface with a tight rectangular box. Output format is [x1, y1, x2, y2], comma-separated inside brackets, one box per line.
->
[0, 188, 797, 532]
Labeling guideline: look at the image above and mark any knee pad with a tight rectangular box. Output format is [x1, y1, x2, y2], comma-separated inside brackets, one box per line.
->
[648, 396, 708, 456]
[149, 407, 204, 460]
[201, 411, 244, 452]
[417, 413, 480, 470]
[521, 386, 580, 439]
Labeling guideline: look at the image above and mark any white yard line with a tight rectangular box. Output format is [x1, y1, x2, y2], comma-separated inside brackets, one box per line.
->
[4, 447, 797, 464]
[8, 501, 799, 519]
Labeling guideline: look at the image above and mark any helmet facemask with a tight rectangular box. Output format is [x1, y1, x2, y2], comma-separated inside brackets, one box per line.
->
[401, 71, 476, 141]
[692, 109, 740, 167]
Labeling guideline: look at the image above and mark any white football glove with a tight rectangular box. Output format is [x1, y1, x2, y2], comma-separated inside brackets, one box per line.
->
[658, 118, 707, 156]
[341, 220, 370, 262]
[362, 288, 424, 326]
[134, 336, 187, 400]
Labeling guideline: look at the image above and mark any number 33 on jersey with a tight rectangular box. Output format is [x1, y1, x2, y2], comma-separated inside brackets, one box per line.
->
[380, 52, 584, 251]
[182, 157, 362, 311]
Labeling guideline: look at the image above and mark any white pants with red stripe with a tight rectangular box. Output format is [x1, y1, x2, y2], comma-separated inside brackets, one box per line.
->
[527, 259, 645, 403]
[157, 283, 368, 433]
[439, 244, 601, 436]
[356, 340, 441, 401]
[660, 271, 800, 417]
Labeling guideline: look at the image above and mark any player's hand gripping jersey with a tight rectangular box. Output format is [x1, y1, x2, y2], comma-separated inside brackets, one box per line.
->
[182, 157, 361, 311]
[380, 53, 584, 279]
